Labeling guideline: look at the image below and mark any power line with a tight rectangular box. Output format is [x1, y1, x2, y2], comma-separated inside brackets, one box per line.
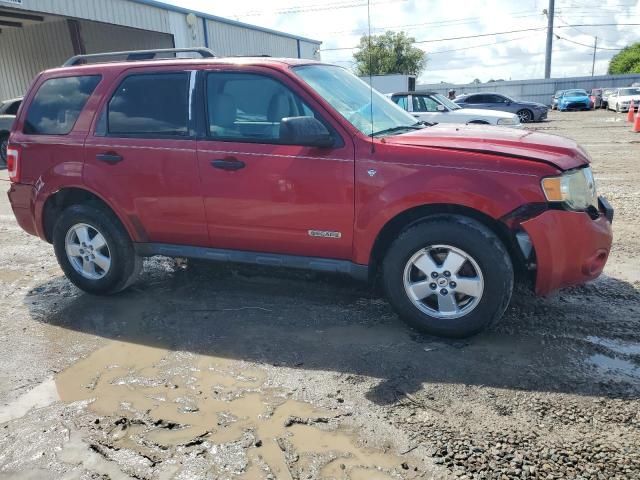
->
[320, 27, 548, 51]
[425, 33, 544, 55]
[325, 12, 547, 36]
[233, 0, 406, 17]
[319, 23, 640, 51]
[555, 34, 625, 50]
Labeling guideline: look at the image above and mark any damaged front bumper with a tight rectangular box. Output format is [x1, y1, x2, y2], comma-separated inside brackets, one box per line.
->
[518, 197, 613, 296]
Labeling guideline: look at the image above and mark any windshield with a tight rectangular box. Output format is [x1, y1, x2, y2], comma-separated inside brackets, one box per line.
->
[619, 87, 640, 96]
[564, 90, 588, 96]
[294, 65, 419, 136]
[432, 94, 461, 110]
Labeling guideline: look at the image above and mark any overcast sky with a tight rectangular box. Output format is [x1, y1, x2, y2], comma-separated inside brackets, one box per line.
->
[163, 0, 640, 85]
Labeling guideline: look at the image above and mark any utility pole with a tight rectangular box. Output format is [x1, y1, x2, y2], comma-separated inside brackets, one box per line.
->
[591, 36, 598, 76]
[544, 0, 555, 78]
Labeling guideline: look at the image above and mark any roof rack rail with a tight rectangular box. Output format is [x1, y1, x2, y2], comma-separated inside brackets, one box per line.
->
[62, 47, 216, 67]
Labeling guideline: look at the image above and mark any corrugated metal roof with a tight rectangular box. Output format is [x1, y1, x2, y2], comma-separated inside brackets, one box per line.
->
[129, 0, 322, 45]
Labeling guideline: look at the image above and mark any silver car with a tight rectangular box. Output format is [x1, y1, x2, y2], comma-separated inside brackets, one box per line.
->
[389, 91, 522, 128]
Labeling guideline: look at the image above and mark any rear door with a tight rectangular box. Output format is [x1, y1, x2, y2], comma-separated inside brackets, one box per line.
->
[196, 67, 355, 259]
[460, 94, 489, 109]
[84, 68, 208, 246]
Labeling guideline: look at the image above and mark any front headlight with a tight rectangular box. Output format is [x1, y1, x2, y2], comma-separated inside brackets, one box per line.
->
[497, 117, 519, 125]
[541, 167, 598, 210]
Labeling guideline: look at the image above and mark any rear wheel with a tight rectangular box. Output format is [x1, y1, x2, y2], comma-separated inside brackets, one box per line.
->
[53, 204, 141, 294]
[382, 216, 513, 338]
[0, 133, 8, 168]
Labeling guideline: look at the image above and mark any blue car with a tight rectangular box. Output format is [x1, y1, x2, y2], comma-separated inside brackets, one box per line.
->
[557, 89, 591, 111]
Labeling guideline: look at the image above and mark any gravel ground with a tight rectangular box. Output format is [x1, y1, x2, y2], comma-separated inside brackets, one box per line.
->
[0, 109, 639, 479]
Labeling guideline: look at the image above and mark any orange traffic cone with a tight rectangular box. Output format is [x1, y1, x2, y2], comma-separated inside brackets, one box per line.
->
[634, 108, 640, 132]
[628, 101, 636, 122]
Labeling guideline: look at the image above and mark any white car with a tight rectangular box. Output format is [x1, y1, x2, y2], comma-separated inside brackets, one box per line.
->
[607, 87, 640, 113]
[388, 91, 522, 128]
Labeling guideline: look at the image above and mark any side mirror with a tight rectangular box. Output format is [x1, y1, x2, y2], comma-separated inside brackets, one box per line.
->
[436, 104, 446, 112]
[280, 116, 333, 148]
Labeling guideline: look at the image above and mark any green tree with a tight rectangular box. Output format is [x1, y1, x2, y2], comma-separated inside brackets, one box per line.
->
[607, 42, 640, 74]
[353, 31, 426, 76]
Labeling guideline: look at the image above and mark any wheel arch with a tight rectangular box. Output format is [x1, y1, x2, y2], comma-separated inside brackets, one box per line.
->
[41, 187, 134, 243]
[368, 203, 525, 282]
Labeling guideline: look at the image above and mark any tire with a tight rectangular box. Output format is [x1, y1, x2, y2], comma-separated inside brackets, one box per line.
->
[382, 215, 513, 338]
[0, 132, 8, 168]
[516, 109, 533, 123]
[53, 204, 142, 294]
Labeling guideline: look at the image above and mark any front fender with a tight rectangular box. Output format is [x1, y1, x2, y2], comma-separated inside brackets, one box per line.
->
[352, 150, 551, 265]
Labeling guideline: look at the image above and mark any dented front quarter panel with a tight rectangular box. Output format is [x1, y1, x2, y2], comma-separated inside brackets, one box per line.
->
[352, 138, 557, 264]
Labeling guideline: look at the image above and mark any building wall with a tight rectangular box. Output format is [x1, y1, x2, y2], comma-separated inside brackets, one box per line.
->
[79, 20, 174, 54]
[12, 0, 171, 33]
[418, 74, 640, 105]
[299, 40, 320, 60]
[168, 10, 205, 48]
[0, 20, 74, 99]
[204, 19, 298, 58]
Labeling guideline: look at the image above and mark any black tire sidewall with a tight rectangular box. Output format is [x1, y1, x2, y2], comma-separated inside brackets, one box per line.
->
[0, 133, 8, 167]
[382, 216, 513, 338]
[53, 204, 136, 294]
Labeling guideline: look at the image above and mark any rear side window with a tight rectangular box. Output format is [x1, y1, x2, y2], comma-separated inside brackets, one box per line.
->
[108, 73, 190, 136]
[24, 75, 101, 135]
[391, 95, 408, 110]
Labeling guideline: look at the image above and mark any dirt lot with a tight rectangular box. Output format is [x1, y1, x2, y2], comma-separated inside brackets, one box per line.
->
[0, 109, 639, 480]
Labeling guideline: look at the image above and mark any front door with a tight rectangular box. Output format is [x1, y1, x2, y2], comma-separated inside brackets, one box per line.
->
[84, 69, 208, 246]
[196, 68, 355, 259]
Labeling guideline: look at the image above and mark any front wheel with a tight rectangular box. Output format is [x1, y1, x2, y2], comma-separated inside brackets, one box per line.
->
[53, 204, 141, 294]
[516, 109, 533, 123]
[382, 216, 514, 338]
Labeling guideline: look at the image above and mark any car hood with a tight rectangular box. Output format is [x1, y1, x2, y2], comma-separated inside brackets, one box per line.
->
[383, 124, 589, 171]
[516, 100, 547, 109]
[448, 108, 518, 120]
[561, 95, 589, 101]
[617, 95, 640, 101]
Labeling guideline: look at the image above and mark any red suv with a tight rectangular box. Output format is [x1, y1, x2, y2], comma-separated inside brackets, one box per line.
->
[6, 48, 613, 338]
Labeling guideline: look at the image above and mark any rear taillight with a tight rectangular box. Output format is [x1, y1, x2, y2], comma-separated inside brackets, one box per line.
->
[7, 145, 20, 183]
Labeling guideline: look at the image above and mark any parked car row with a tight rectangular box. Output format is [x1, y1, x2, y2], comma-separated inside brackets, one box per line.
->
[388, 90, 548, 127]
[550, 87, 640, 113]
[388, 91, 522, 127]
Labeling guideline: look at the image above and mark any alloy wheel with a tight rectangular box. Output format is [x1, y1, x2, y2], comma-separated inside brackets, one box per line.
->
[517, 109, 533, 123]
[403, 245, 484, 320]
[65, 223, 111, 280]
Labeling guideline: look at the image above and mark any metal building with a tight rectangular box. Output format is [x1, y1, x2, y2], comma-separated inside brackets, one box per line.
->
[0, 0, 322, 99]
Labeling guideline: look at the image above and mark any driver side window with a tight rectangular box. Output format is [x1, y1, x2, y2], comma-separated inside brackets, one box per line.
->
[206, 72, 317, 144]
[412, 95, 440, 112]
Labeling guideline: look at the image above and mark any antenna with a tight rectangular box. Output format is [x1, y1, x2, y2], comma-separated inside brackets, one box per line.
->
[367, 0, 375, 154]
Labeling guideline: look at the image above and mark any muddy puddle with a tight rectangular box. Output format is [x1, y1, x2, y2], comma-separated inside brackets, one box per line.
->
[55, 341, 415, 479]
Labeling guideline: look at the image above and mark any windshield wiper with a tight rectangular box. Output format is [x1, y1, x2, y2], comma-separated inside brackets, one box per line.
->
[371, 122, 426, 137]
